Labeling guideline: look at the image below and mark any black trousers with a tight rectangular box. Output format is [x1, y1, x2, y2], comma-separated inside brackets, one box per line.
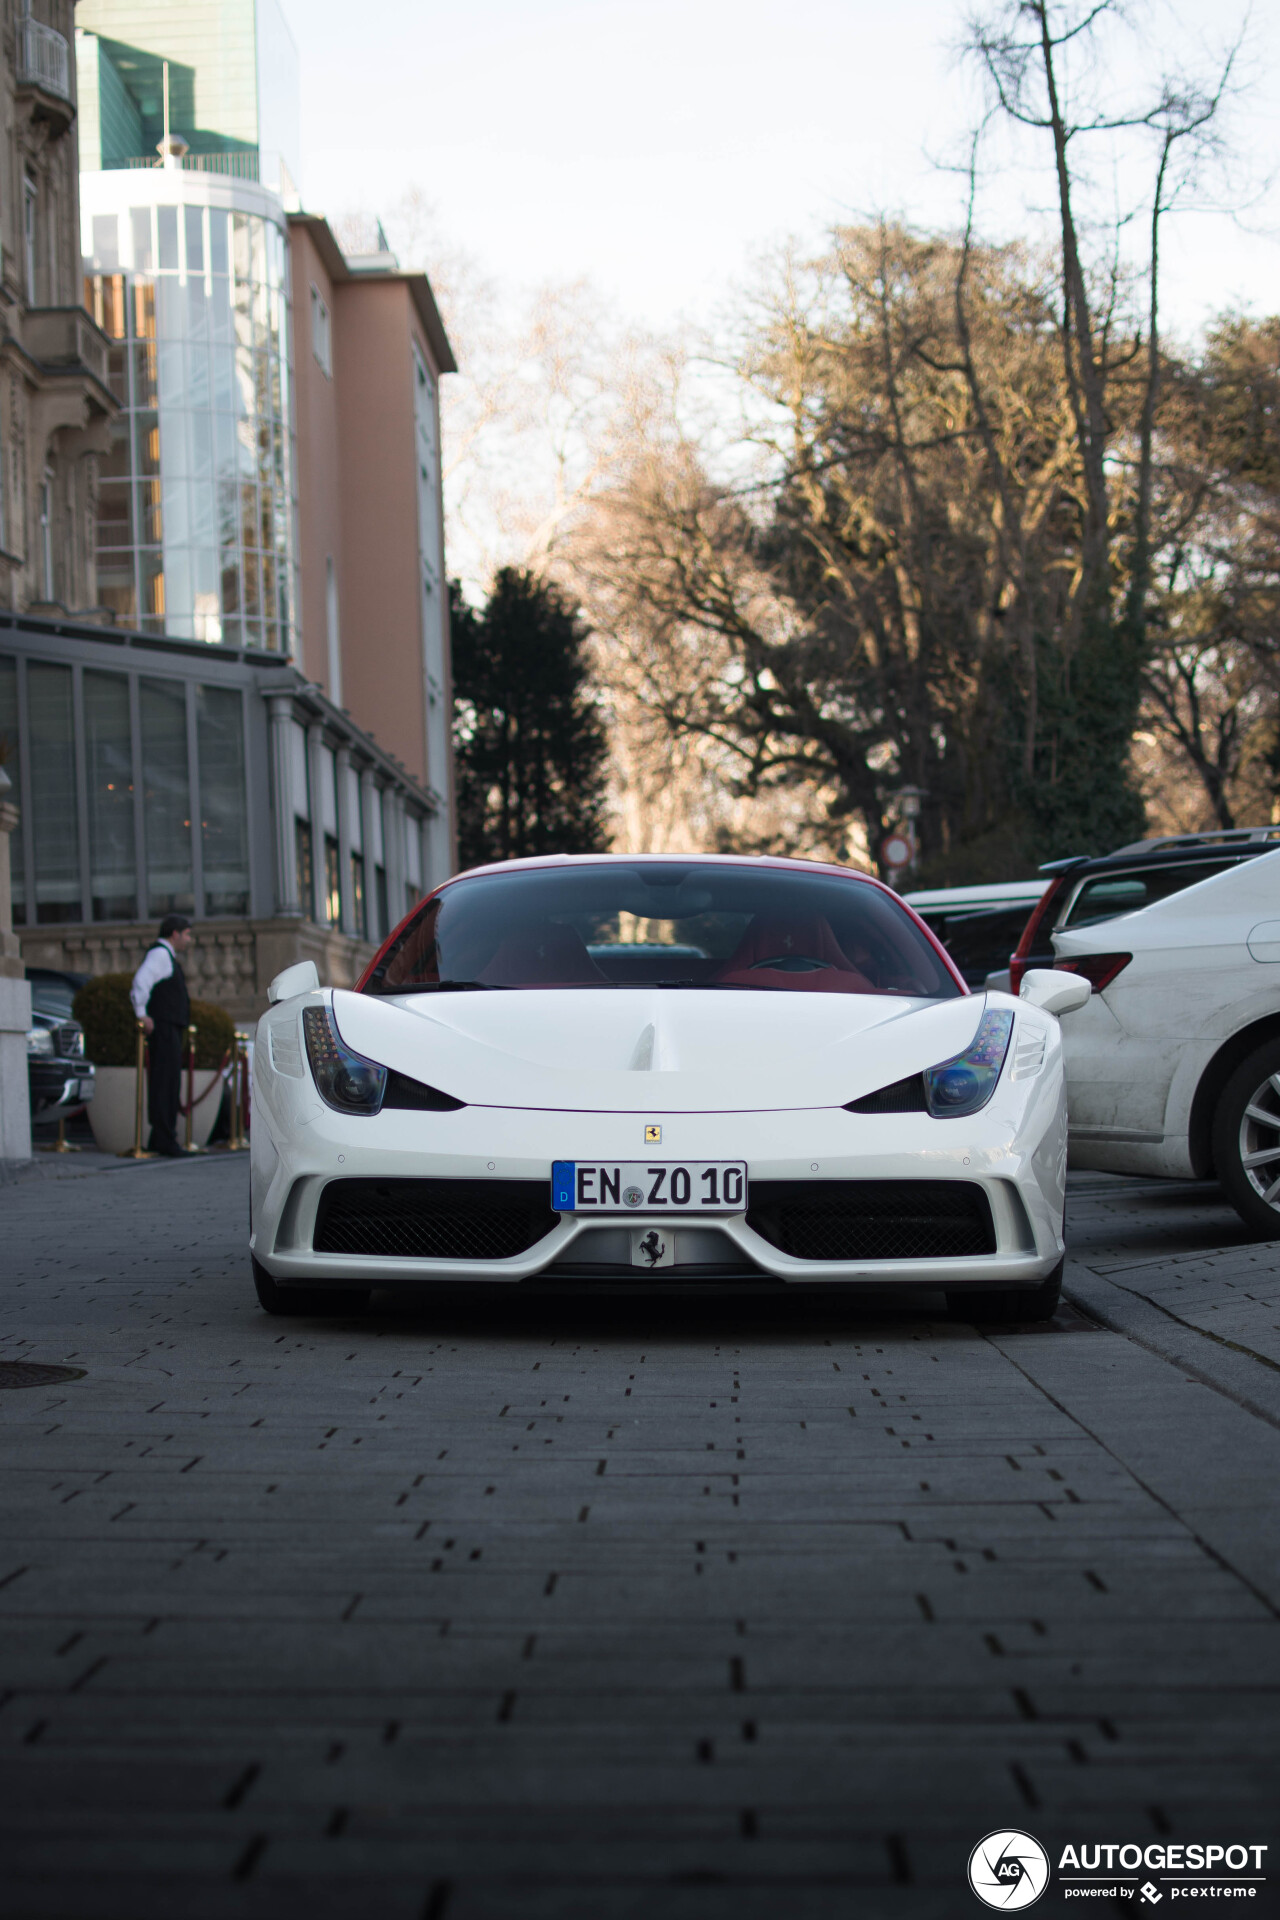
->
[147, 1021, 184, 1155]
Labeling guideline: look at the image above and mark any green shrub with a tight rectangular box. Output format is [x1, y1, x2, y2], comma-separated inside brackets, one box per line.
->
[190, 998, 236, 1069]
[73, 973, 238, 1069]
[72, 972, 136, 1067]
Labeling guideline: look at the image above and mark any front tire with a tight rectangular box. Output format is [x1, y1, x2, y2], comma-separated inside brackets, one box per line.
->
[252, 1256, 369, 1317]
[1212, 1040, 1280, 1238]
[947, 1258, 1063, 1325]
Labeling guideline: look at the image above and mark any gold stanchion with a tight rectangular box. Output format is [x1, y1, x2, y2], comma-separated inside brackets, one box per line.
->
[225, 1030, 249, 1151]
[183, 1022, 204, 1153]
[41, 1113, 80, 1153]
[120, 1019, 153, 1159]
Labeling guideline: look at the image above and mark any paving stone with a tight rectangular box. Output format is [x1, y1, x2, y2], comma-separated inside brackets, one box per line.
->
[0, 1158, 1278, 1917]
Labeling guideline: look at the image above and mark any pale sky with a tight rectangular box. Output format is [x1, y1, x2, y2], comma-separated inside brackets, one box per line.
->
[279, 0, 1280, 345]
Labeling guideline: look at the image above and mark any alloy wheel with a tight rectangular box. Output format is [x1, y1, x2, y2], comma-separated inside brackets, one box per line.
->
[1237, 1069, 1280, 1212]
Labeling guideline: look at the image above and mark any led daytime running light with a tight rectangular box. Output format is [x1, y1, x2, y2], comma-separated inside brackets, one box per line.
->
[923, 1007, 1014, 1118]
[302, 1005, 388, 1115]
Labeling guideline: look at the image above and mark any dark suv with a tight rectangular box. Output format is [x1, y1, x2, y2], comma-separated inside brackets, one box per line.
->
[1009, 827, 1280, 992]
[27, 968, 95, 1124]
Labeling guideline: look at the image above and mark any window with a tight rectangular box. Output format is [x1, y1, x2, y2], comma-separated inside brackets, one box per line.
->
[310, 284, 331, 376]
[23, 174, 37, 305]
[1061, 862, 1239, 930]
[0, 400, 8, 554]
[91, 214, 119, 271]
[319, 743, 340, 924]
[196, 685, 249, 915]
[140, 677, 193, 915]
[0, 654, 23, 924]
[84, 670, 136, 921]
[349, 850, 366, 940]
[157, 206, 179, 272]
[404, 809, 422, 912]
[325, 834, 341, 926]
[295, 818, 313, 917]
[64, 462, 75, 605]
[26, 662, 80, 922]
[39, 469, 52, 600]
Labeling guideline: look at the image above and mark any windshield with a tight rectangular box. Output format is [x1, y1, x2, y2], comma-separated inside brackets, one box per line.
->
[366, 863, 962, 999]
[1059, 859, 1239, 930]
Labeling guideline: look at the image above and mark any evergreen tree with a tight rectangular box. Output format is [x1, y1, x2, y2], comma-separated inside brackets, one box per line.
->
[451, 568, 610, 870]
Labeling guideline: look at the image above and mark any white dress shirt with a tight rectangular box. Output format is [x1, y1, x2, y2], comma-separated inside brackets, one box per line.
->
[130, 939, 177, 1021]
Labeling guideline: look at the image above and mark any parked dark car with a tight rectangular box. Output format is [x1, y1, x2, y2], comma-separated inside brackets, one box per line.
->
[26, 968, 95, 1123]
[1009, 827, 1280, 992]
[905, 882, 1048, 989]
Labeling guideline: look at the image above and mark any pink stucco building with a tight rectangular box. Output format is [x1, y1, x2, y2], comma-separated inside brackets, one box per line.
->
[288, 214, 456, 881]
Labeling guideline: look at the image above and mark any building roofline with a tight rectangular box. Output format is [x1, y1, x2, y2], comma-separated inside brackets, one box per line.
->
[287, 211, 457, 374]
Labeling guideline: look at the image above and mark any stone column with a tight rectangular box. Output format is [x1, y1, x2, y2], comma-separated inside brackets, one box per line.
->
[266, 693, 301, 918]
[335, 744, 357, 938]
[0, 766, 32, 1164]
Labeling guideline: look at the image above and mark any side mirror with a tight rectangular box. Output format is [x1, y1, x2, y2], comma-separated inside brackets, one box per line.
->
[1019, 968, 1091, 1017]
[267, 960, 320, 1005]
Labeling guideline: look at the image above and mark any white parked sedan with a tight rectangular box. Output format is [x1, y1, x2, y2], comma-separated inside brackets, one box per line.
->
[250, 855, 1087, 1320]
[1053, 847, 1280, 1233]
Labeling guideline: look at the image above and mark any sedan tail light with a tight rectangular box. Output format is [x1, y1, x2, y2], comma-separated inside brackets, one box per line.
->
[1054, 953, 1133, 992]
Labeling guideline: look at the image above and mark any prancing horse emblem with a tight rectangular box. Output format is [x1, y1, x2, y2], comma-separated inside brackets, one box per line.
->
[645, 1123, 661, 1143]
[638, 1230, 666, 1268]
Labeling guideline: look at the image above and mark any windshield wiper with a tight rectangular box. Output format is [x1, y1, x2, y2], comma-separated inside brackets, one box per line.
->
[376, 979, 510, 995]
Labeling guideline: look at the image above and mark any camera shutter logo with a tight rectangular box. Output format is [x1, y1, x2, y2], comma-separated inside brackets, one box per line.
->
[968, 1830, 1050, 1909]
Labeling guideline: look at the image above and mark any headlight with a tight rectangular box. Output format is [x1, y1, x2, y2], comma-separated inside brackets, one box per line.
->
[303, 1006, 387, 1114]
[923, 1007, 1013, 1118]
[26, 1027, 54, 1056]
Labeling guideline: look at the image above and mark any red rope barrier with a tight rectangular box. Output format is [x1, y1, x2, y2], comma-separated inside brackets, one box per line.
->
[178, 1050, 233, 1118]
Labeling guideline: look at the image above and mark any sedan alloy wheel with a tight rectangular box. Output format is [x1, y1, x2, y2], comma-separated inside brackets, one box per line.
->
[1212, 1039, 1280, 1237]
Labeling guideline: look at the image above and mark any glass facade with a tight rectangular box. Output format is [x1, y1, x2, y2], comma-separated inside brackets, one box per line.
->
[0, 654, 251, 927]
[83, 182, 298, 655]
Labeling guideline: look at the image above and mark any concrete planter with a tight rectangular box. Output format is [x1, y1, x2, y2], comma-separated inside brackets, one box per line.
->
[88, 1065, 226, 1155]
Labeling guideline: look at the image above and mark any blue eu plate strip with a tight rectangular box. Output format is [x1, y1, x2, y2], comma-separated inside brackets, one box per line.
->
[551, 1161, 576, 1212]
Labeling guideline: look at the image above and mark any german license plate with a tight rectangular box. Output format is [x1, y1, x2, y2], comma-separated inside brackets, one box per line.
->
[552, 1161, 747, 1213]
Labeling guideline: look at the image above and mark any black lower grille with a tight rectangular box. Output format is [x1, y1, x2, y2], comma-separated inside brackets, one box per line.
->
[746, 1180, 995, 1261]
[314, 1179, 558, 1260]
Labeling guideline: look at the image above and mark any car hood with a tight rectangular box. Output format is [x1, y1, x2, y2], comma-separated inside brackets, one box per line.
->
[328, 986, 983, 1113]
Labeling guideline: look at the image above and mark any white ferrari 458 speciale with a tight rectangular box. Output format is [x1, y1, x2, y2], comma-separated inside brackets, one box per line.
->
[249, 855, 1088, 1319]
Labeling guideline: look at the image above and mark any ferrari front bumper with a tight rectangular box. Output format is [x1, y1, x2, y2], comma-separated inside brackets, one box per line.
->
[250, 1094, 1066, 1292]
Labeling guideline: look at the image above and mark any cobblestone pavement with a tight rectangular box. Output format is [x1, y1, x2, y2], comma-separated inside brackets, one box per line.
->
[0, 1154, 1277, 1919]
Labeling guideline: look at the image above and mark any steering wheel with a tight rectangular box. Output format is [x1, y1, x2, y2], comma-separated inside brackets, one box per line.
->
[747, 955, 833, 973]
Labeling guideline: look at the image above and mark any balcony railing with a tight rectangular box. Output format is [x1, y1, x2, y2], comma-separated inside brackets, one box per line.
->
[17, 18, 71, 102]
[116, 151, 261, 181]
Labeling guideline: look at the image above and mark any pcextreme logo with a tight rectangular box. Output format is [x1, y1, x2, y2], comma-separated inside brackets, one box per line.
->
[969, 1830, 1051, 1909]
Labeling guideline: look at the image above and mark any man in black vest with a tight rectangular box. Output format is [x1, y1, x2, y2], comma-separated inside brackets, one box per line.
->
[130, 915, 194, 1158]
